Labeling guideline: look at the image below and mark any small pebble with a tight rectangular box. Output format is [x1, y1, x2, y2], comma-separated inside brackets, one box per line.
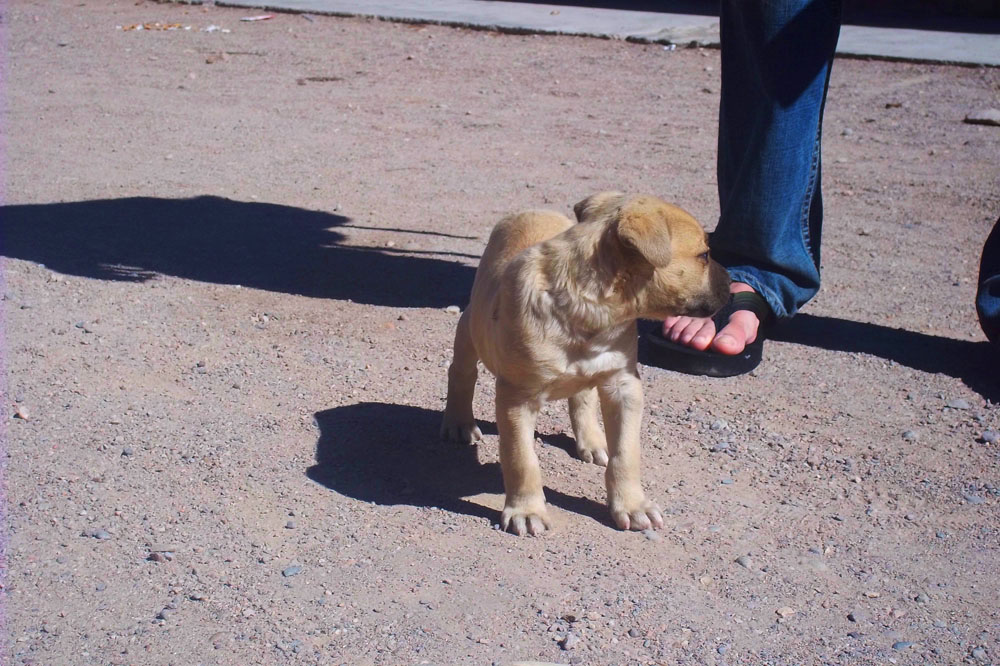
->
[282, 565, 303, 577]
[964, 494, 985, 505]
[559, 632, 580, 650]
[717, 643, 730, 655]
[642, 528, 660, 541]
[13, 405, 30, 420]
[971, 646, 988, 661]
[964, 108, 1000, 126]
[628, 628, 641, 638]
[87, 529, 111, 540]
[902, 430, 918, 441]
[847, 611, 864, 623]
[121, 446, 134, 457]
[285, 520, 296, 529]
[710, 441, 729, 453]
[915, 593, 929, 604]
[776, 606, 795, 618]
[720, 478, 735, 485]
[946, 398, 971, 410]
[444, 305, 461, 314]
[892, 641, 914, 650]
[95, 582, 107, 592]
[936, 530, 948, 539]
[980, 430, 999, 444]
[710, 419, 728, 431]
[156, 608, 173, 621]
[735, 555, 753, 570]
[933, 620, 948, 629]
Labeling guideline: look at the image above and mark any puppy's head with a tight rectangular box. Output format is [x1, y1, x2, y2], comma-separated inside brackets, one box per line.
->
[574, 192, 730, 320]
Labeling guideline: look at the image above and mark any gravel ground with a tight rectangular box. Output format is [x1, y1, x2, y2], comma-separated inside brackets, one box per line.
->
[4, 1, 999, 665]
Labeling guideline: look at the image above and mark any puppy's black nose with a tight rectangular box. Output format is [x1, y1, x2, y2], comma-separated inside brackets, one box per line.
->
[709, 261, 731, 306]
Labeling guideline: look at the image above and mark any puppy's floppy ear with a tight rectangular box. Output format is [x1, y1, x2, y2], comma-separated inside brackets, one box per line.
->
[617, 200, 672, 268]
[573, 191, 626, 224]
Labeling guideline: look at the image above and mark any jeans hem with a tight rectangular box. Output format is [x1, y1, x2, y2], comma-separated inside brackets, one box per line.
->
[725, 269, 787, 320]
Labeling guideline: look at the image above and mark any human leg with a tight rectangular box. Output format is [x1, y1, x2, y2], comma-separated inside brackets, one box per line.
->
[977, 217, 1000, 348]
[658, 0, 842, 366]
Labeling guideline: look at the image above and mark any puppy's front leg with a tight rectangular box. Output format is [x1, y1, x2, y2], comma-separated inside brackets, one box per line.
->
[598, 372, 664, 531]
[496, 378, 550, 536]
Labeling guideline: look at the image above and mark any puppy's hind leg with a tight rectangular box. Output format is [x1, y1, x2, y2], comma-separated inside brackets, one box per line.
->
[441, 311, 483, 444]
[568, 388, 608, 466]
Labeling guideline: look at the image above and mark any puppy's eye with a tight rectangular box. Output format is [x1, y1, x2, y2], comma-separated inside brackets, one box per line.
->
[698, 252, 709, 263]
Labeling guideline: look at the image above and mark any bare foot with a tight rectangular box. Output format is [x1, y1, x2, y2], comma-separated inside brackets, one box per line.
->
[662, 283, 762, 355]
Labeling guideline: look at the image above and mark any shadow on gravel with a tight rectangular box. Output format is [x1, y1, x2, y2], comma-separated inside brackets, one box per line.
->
[307, 402, 611, 528]
[638, 314, 999, 400]
[1, 197, 476, 308]
[771, 314, 1000, 401]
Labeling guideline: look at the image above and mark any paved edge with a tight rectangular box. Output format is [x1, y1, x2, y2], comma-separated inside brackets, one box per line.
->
[214, 0, 723, 46]
[198, 0, 999, 67]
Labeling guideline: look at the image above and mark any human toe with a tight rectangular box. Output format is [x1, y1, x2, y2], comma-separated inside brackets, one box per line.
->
[662, 316, 691, 341]
[711, 311, 760, 355]
[680, 319, 716, 350]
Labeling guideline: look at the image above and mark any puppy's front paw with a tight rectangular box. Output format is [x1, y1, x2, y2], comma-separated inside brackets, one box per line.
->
[576, 439, 609, 467]
[440, 417, 482, 445]
[610, 499, 664, 532]
[501, 501, 552, 536]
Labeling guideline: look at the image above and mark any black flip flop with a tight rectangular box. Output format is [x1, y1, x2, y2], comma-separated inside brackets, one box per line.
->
[643, 291, 773, 377]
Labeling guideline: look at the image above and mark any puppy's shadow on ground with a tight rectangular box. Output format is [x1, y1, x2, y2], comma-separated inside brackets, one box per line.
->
[306, 403, 609, 527]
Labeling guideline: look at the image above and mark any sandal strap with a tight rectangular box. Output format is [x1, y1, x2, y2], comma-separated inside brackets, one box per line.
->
[730, 291, 773, 325]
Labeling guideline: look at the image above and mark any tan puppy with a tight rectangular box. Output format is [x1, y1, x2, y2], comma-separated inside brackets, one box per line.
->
[441, 192, 730, 535]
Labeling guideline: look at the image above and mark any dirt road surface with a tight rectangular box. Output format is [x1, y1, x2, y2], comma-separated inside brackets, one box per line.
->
[4, 1, 999, 664]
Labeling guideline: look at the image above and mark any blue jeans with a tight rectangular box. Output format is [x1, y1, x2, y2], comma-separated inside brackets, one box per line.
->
[978, 218, 1000, 346]
[711, 0, 842, 319]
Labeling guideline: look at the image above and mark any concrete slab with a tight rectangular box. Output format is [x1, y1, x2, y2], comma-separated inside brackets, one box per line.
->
[836, 25, 999, 66]
[212, 0, 1000, 67]
[217, 0, 722, 45]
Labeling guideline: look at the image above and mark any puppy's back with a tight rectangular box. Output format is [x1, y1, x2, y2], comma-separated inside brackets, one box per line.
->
[473, 210, 574, 290]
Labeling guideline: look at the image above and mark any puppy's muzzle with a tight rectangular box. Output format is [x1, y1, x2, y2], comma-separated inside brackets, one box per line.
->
[683, 260, 731, 318]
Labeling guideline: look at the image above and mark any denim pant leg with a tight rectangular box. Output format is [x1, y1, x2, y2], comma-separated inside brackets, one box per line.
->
[712, 0, 842, 319]
[977, 217, 1000, 346]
